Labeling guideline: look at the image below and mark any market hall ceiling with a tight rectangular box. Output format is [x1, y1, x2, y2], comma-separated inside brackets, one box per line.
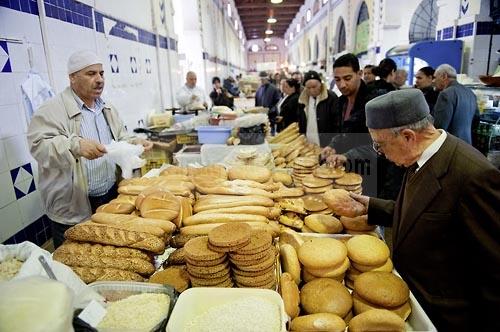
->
[234, 0, 305, 40]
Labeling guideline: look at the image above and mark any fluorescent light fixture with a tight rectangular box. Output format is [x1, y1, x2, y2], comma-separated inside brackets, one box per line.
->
[290, 32, 294, 40]
[251, 44, 259, 52]
[227, 4, 232, 17]
[239, 30, 243, 39]
[234, 20, 238, 30]
[296, 24, 300, 33]
[270, 0, 283, 3]
[306, 9, 311, 22]
[265, 29, 273, 35]
[285, 40, 288, 46]
[267, 17, 277, 24]
[264, 37, 271, 42]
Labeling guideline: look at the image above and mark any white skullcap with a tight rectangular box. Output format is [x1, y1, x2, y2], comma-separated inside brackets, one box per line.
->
[67, 50, 102, 74]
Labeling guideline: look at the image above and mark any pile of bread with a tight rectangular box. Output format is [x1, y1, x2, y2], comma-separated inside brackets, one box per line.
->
[279, 234, 411, 331]
[224, 147, 274, 168]
[269, 123, 322, 169]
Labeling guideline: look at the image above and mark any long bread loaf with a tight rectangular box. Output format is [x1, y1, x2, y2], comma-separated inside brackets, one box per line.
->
[91, 212, 176, 233]
[85, 220, 165, 238]
[183, 213, 268, 226]
[193, 195, 274, 212]
[71, 266, 144, 283]
[56, 241, 151, 261]
[196, 205, 272, 217]
[53, 252, 155, 275]
[64, 223, 165, 253]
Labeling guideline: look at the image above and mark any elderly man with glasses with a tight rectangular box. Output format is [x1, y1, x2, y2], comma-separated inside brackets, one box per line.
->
[350, 89, 500, 332]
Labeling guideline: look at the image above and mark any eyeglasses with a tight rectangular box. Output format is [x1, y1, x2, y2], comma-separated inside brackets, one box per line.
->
[372, 141, 383, 155]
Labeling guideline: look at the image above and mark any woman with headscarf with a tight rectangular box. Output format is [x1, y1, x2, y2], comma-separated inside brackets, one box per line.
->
[415, 66, 440, 115]
[366, 58, 397, 99]
[275, 78, 301, 132]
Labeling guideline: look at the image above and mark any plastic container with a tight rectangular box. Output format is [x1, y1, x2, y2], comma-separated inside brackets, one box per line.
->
[195, 126, 232, 144]
[88, 281, 178, 332]
[166, 288, 287, 332]
[173, 113, 195, 124]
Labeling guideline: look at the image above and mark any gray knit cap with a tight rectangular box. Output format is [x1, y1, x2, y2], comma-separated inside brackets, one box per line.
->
[365, 89, 430, 129]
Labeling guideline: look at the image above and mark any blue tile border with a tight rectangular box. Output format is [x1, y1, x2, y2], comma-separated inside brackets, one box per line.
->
[3, 215, 51, 246]
[442, 26, 454, 40]
[44, 0, 93, 29]
[202, 51, 244, 71]
[94, 10, 177, 51]
[476, 21, 500, 35]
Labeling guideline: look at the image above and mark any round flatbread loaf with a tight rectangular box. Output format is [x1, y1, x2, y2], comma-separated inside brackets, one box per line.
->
[278, 229, 304, 251]
[304, 214, 343, 234]
[302, 174, 334, 188]
[302, 195, 328, 212]
[347, 309, 406, 332]
[306, 257, 350, 278]
[294, 157, 319, 168]
[352, 257, 393, 273]
[354, 271, 410, 307]
[323, 189, 366, 218]
[291, 313, 346, 332]
[352, 292, 412, 320]
[300, 278, 352, 317]
[298, 238, 347, 269]
[335, 173, 362, 186]
[346, 235, 390, 266]
[184, 236, 226, 261]
[208, 222, 252, 248]
[313, 166, 345, 179]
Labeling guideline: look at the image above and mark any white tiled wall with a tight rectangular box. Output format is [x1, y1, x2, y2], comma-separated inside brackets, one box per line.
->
[0, 0, 182, 243]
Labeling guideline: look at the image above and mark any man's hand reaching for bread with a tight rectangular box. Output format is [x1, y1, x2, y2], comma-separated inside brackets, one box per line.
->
[80, 138, 106, 160]
[349, 192, 369, 213]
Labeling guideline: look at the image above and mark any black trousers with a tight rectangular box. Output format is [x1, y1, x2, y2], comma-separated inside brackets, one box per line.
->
[50, 184, 118, 249]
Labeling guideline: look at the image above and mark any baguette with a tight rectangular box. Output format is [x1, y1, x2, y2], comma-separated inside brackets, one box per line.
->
[64, 223, 165, 253]
[196, 205, 273, 217]
[183, 213, 269, 226]
[91, 212, 176, 233]
[96, 202, 135, 214]
[85, 220, 165, 238]
[194, 195, 274, 212]
[71, 266, 144, 284]
[195, 184, 274, 197]
[180, 221, 279, 237]
[53, 252, 155, 275]
[56, 241, 151, 261]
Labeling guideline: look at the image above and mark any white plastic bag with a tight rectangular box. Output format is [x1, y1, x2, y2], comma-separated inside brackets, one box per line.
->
[105, 140, 146, 178]
[0, 276, 74, 332]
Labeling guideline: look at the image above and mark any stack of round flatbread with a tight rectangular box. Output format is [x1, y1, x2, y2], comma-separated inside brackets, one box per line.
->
[301, 174, 334, 194]
[352, 271, 412, 320]
[183, 236, 232, 288]
[298, 238, 350, 283]
[333, 173, 363, 194]
[229, 230, 277, 289]
[292, 157, 319, 185]
[345, 235, 392, 289]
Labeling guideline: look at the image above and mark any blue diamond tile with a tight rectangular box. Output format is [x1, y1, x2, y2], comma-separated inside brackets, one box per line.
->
[10, 167, 19, 183]
[22, 162, 33, 175]
[27, 179, 36, 194]
[14, 187, 26, 199]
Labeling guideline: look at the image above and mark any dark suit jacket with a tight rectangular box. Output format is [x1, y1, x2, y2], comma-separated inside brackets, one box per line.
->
[277, 92, 299, 132]
[368, 134, 500, 331]
[434, 81, 478, 144]
[255, 83, 281, 125]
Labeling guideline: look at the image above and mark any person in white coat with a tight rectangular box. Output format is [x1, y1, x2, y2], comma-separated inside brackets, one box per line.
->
[175, 71, 209, 111]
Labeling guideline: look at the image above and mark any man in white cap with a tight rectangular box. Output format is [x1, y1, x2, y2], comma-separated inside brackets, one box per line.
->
[27, 50, 152, 248]
[349, 89, 500, 331]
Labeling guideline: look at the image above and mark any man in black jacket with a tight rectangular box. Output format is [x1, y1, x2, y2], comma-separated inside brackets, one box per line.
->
[297, 70, 338, 147]
[256, 71, 281, 133]
[322, 54, 404, 199]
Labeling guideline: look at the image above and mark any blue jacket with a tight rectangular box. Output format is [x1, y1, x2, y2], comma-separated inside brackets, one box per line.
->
[433, 81, 479, 144]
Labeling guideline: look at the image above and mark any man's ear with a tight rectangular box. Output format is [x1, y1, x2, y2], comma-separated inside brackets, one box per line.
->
[400, 128, 417, 143]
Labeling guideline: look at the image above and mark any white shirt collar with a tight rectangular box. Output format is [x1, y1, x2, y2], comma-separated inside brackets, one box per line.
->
[415, 129, 447, 172]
